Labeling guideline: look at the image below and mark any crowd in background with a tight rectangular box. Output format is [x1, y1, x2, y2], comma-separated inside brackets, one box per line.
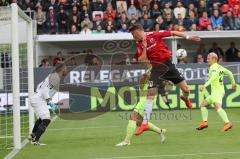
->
[2, 0, 240, 34]
[0, 41, 239, 68]
[36, 41, 240, 68]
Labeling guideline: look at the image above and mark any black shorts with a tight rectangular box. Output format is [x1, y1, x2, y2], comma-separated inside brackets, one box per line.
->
[148, 59, 185, 88]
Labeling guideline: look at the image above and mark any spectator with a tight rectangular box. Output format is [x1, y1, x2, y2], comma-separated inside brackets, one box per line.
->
[198, 0, 208, 17]
[174, 13, 185, 31]
[81, 15, 93, 30]
[129, 14, 139, 26]
[139, 0, 150, 10]
[117, 12, 129, 29]
[235, 13, 240, 29]
[81, 0, 89, 7]
[196, 54, 204, 64]
[183, 11, 198, 31]
[154, 23, 160, 31]
[150, 3, 161, 19]
[80, 24, 92, 34]
[58, 0, 69, 9]
[229, 0, 240, 17]
[186, 3, 198, 18]
[1, 51, 11, 68]
[103, 3, 116, 21]
[164, 13, 174, 26]
[150, 0, 161, 10]
[126, 0, 140, 9]
[190, 23, 197, 31]
[53, 52, 64, 66]
[173, 1, 186, 19]
[208, 42, 224, 58]
[210, 9, 223, 30]
[168, 22, 174, 30]
[92, 14, 103, 30]
[209, 2, 222, 16]
[47, 0, 59, 13]
[105, 25, 115, 33]
[140, 13, 153, 32]
[21, 0, 34, 12]
[198, 11, 212, 31]
[69, 5, 80, 19]
[223, 11, 237, 30]
[127, 4, 140, 20]
[39, 59, 50, 68]
[70, 24, 79, 34]
[140, 4, 150, 18]
[91, 0, 106, 11]
[0, 0, 10, 6]
[225, 42, 239, 62]
[221, 3, 230, 17]
[69, 15, 80, 32]
[218, 55, 225, 64]
[80, 5, 92, 22]
[46, 6, 58, 34]
[36, 6, 46, 34]
[58, 6, 68, 34]
[118, 23, 128, 33]
[103, 20, 116, 32]
[162, 2, 173, 20]
[154, 15, 168, 30]
[67, 57, 78, 66]
[116, 1, 127, 15]
[85, 54, 102, 65]
[197, 43, 208, 61]
[93, 25, 105, 33]
[71, 0, 81, 9]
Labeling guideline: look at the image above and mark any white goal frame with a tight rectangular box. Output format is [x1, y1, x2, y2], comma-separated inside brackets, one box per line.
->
[11, 3, 34, 149]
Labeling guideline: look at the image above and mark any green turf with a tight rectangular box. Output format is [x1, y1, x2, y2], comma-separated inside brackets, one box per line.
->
[11, 108, 240, 159]
[0, 113, 29, 159]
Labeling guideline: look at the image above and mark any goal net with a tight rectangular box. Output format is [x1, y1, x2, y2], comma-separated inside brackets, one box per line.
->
[0, 4, 34, 152]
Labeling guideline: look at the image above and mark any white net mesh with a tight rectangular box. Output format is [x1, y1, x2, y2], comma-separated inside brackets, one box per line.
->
[0, 6, 30, 150]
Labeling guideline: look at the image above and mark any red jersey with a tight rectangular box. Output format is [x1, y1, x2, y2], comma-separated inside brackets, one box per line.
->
[136, 30, 172, 64]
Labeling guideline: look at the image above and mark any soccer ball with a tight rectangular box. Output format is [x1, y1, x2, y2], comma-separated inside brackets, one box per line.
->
[176, 49, 187, 60]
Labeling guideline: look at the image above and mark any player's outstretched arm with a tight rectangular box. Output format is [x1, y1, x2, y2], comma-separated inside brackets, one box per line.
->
[170, 31, 201, 42]
[222, 67, 237, 90]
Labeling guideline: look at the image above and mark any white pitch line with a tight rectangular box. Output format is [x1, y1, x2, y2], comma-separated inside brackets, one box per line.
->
[96, 151, 240, 159]
[48, 120, 240, 131]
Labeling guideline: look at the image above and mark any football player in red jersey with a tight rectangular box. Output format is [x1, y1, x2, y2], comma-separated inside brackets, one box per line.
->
[129, 24, 201, 136]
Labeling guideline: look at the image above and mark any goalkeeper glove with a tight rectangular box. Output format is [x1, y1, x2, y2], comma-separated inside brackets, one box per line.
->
[48, 103, 57, 112]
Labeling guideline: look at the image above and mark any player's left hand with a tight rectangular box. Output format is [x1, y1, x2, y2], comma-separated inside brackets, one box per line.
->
[188, 35, 201, 42]
[232, 84, 237, 91]
[200, 85, 205, 91]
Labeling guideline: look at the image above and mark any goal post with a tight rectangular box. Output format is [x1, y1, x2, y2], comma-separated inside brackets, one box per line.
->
[11, 3, 35, 150]
[0, 3, 35, 151]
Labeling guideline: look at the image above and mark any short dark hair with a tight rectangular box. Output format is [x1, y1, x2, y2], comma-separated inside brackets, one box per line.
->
[129, 24, 143, 32]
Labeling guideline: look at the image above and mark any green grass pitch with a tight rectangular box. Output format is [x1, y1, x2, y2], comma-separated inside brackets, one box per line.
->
[5, 108, 240, 159]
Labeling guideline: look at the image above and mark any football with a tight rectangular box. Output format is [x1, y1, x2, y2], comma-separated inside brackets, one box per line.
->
[176, 49, 187, 59]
